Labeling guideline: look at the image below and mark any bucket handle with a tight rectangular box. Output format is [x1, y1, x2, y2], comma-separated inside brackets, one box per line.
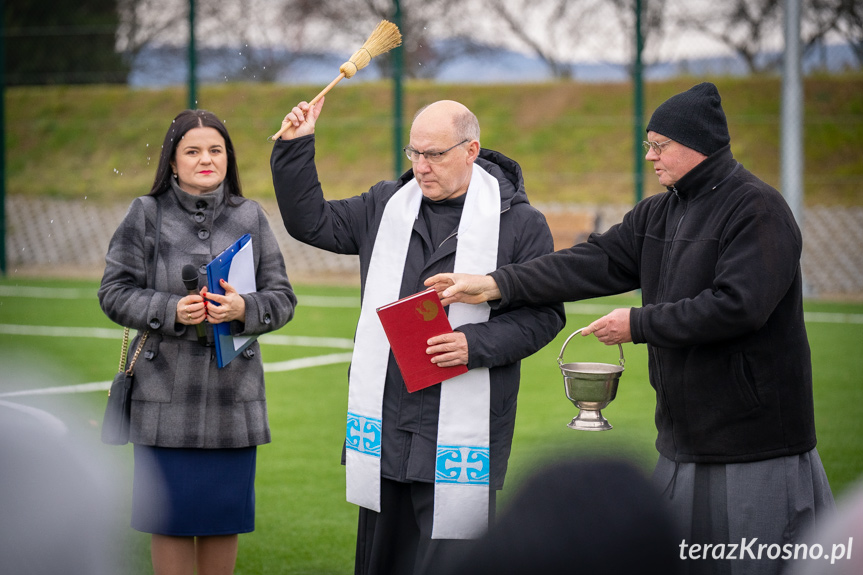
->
[557, 328, 625, 369]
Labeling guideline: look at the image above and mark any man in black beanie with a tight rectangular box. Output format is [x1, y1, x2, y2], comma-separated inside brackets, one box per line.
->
[427, 82, 835, 575]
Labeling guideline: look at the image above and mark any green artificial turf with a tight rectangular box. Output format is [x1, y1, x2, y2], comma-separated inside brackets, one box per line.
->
[1, 279, 861, 573]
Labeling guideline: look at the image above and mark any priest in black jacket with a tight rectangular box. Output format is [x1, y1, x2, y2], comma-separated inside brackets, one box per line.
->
[271, 98, 564, 575]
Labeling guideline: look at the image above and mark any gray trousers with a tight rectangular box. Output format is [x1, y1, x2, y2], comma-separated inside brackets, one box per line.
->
[653, 448, 835, 575]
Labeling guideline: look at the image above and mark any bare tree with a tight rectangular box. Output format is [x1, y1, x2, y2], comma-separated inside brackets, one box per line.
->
[277, 0, 474, 79]
[673, 0, 862, 74]
[470, 0, 606, 80]
[606, 0, 670, 72]
[116, 0, 185, 66]
[117, 0, 322, 83]
[675, 0, 784, 74]
[207, 0, 320, 82]
[833, 0, 863, 66]
[796, 0, 845, 71]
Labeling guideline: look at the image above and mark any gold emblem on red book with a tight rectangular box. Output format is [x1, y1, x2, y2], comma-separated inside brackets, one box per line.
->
[415, 299, 439, 321]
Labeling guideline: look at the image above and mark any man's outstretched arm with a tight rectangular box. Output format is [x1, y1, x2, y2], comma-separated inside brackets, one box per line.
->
[424, 273, 501, 306]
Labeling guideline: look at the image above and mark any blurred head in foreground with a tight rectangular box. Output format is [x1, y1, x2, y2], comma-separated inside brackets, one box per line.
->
[446, 457, 682, 575]
[0, 390, 127, 574]
[787, 478, 863, 575]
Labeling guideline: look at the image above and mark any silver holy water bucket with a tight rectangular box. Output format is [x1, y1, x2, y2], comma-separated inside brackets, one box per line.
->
[557, 328, 625, 431]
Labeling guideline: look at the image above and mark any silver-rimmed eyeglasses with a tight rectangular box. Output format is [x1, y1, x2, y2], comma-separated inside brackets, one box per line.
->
[404, 139, 469, 164]
[643, 138, 673, 155]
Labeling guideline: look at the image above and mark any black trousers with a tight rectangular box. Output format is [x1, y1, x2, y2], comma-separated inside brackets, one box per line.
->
[355, 478, 496, 575]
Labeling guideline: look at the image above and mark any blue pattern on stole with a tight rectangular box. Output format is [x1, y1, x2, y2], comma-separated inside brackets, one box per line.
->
[435, 445, 490, 485]
[345, 412, 382, 457]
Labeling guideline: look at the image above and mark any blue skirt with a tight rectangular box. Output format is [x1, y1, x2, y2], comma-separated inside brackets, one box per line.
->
[131, 444, 257, 536]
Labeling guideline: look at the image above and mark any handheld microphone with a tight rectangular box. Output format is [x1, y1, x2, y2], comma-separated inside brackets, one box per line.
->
[181, 264, 209, 346]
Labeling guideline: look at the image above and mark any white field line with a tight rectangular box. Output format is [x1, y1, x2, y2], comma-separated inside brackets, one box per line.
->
[2, 285, 860, 323]
[263, 352, 355, 373]
[0, 323, 355, 398]
[2, 286, 861, 397]
[0, 285, 359, 307]
[0, 352, 355, 398]
[0, 285, 94, 299]
[0, 324, 355, 348]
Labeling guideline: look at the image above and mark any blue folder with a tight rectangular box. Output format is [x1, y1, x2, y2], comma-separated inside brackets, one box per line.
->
[206, 234, 256, 368]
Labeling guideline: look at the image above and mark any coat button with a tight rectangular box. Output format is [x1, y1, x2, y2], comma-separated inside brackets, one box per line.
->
[198, 229, 210, 240]
[144, 350, 155, 360]
[243, 348, 256, 359]
[198, 264, 208, 275]
[194, 211, 206, 223]
[149, 318, 161, 329]
[196, 200, 208, 209]
[263, 313, 271, 325]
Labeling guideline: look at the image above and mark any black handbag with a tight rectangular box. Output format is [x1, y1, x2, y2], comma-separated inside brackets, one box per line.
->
[100, 198, 162, 445]
[101, 329, 149, 445]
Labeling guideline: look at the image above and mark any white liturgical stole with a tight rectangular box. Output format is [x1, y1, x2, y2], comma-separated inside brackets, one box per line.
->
[346, 163, 500, 539]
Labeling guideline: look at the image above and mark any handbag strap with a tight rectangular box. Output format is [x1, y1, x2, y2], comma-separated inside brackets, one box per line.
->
[126, 331, 150, 375]
[117, 198, 163, 373]
[118, 327, 131, 372]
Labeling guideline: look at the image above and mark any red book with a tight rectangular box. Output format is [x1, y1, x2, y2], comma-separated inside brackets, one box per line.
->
[376, 288, 468, 393]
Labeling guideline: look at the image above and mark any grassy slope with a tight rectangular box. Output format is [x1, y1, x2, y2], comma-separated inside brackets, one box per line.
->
[6, 74, 862, 207]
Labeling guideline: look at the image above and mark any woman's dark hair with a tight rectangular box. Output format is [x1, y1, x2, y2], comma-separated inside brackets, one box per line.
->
[149, 109, 243, 202]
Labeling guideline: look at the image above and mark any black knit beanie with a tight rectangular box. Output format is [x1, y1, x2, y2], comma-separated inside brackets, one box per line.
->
[646, 82, 730, 156]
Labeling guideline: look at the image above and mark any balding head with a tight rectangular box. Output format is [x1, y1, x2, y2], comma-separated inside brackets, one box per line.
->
[412, 100, 480, 145]
[407, 100, 481, 201]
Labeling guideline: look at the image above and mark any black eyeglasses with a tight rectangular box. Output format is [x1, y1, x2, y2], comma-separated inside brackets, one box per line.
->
[643, 138, 673, 155]
[404, 140, 469, 164]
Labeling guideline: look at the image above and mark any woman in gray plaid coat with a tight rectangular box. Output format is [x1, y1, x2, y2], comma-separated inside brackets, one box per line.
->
[99, 109, 296, 575]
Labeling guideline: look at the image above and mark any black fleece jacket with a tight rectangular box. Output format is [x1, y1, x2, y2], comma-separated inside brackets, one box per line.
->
[492, 146, 816, 463]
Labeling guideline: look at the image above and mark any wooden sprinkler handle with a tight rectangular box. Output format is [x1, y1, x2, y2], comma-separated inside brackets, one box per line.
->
[269, 73, 346, 141]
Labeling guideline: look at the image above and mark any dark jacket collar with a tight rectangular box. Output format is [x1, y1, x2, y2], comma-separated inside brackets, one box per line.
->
[669, 145, 739, 200]
[169, 179, 226, 216]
